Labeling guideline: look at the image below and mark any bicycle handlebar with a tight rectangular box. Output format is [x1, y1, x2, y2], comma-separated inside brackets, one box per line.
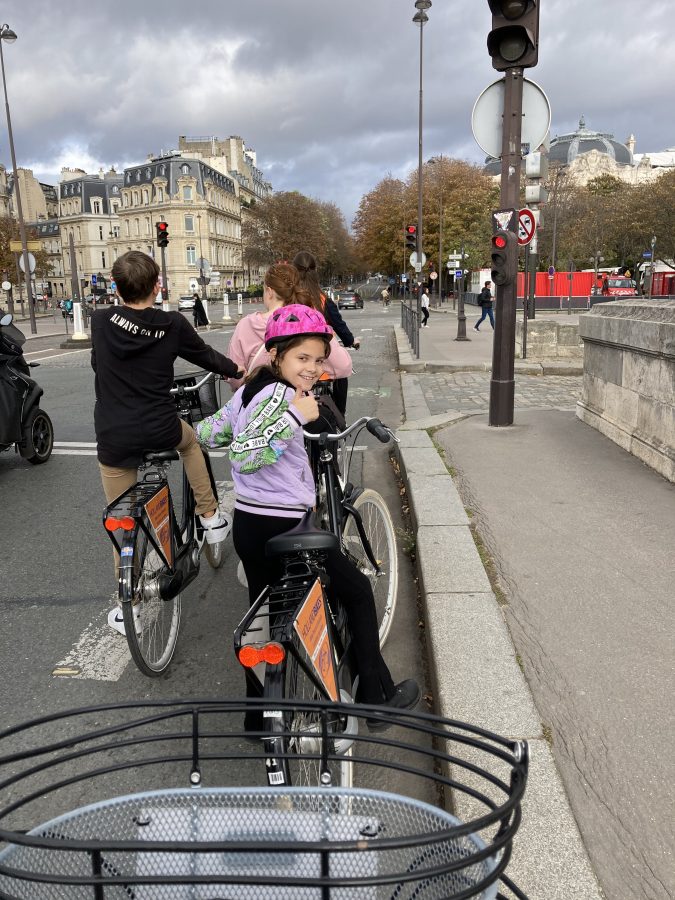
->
[303, 416, 399, 445]
[170, 371, 215, 395]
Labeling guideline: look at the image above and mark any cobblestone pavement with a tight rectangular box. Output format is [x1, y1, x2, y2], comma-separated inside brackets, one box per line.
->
[417, 372, 582, 414]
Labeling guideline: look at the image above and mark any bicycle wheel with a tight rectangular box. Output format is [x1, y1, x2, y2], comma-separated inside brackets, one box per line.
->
[284, 649, 355, 789]
[121, 530, 181, 676]
[342, 488, 398, 648]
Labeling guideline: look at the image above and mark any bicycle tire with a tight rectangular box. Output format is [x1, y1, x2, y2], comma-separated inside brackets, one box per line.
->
[342, 488, 398, 648]
[284, 646, 354, 790]
[121, 530, 181, 676]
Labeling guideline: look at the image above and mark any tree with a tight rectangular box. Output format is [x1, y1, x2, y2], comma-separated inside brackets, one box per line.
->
[0, 216, 52, 292]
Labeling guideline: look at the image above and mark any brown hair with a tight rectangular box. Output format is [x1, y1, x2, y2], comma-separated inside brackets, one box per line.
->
[264, 262, 314, 308]
[111, 251, 160, 304]
[292, 250, 323, 310]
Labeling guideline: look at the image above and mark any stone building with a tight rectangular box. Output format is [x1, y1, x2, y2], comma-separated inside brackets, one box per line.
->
[27, 220, 64, 299]
[0, 165, 10, 217]
[58, 167, 123, 298]
[7, 167, 58, 221]
[110, 153, 243, 298]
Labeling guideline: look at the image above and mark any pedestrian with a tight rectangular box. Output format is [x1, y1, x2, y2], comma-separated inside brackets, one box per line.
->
[380, 287, 390, 310]
[293, 250, 359, 416]
[196, 304, 420, 731]
[601, 274, 610, 296]
[474, 281, 494, 331]
[420, 287, 430, 327]
[90, 251, 241, 635]
[192, 292, 209, 329]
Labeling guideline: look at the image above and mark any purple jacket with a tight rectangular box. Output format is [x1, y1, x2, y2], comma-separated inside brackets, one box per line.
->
[196, 375, 314, 517]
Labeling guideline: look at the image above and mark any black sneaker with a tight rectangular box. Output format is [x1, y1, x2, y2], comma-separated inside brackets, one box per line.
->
[366, 679, 421, 732]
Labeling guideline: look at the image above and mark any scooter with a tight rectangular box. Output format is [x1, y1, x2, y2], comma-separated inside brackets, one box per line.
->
[0, 313, 54, 464]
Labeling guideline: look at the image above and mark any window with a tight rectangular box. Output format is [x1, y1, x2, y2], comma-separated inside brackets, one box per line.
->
[125, 221, 130, 237]
[143, 189, 149, 204]
[101, 252, 106, 267]
[182, 186, 192, 201]
[145, 217, 151, 234]
[133, 191, 139, 205]
[99, 226, 104, 240]
[181, 164, 190, 175]
[186, 245, 196, 266]
[77, 227, 81, 241]
[92, 200, 102, 214]
[184, 214, 194, 232]
[134, 218, 140, 236]
[157, 187, 164, 202]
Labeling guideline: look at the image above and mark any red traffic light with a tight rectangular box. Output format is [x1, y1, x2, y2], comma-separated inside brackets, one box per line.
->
[406, 225, 417, 235]
[492, 234, 508, 249]
[157, 223, 168, 233]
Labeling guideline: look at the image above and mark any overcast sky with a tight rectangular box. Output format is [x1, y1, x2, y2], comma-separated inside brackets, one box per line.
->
[1, 0, 672, 226]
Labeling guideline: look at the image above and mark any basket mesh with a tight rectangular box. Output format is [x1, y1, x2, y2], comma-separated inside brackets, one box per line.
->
[0, 787, 497, 899]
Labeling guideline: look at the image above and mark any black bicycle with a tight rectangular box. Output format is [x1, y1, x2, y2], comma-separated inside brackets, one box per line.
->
[306, 413, 399, 647]
[103, 371, 225, 676]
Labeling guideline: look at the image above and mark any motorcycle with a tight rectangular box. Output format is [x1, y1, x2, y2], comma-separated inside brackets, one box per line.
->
[0, 313, 54, 464]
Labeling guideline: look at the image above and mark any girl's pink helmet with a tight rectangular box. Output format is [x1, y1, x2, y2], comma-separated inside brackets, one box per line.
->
[264, 304, 332, 350]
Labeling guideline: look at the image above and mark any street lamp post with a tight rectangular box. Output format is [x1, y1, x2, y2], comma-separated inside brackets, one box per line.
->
[647, 235, 656, 300]
[0, 24, 37, 335]
[196, 213, 208, 306]
[412, 0, 430, 331]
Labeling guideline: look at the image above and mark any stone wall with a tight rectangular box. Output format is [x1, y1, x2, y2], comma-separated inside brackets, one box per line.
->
[516, 319, 583, 358]
[576, 300, 675, 482]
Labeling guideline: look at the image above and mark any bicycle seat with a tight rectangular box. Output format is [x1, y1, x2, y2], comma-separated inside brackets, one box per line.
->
[266, 511, 340, 556]
[142, 449, 179, 464]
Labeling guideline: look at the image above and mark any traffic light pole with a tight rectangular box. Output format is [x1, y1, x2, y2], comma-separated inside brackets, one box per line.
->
[489, 67, 524, 427]
[455, 244, 469, 341]
[160, 245, 169, 306]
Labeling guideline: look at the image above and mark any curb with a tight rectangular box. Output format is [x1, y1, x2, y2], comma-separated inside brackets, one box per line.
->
[396, 369, 603, 897]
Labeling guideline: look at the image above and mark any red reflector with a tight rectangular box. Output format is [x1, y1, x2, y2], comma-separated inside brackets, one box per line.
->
[493, 235, 507, 249]
[104, 516, 135, 531]
[238, 643, 285, 668]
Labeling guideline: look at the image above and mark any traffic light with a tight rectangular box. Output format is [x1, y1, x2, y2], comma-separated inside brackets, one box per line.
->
[490, 230, 518, 286]
[405, 225, 417, 252]
[487, 0, 539, 71]
[156, 221, 169, 247]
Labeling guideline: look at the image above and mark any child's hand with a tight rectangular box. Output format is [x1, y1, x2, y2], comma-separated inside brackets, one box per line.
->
[292, 388, 320, 422]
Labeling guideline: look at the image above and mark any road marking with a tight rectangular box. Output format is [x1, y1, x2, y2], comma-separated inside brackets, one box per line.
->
[32, 348, 90, 361]
[51, 441, 229, 457]
[53, 617, 131, 681]
[24, 348, 56, 356]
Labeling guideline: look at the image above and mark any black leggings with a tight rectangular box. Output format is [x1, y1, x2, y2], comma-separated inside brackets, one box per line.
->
[233, 509, 395, 704]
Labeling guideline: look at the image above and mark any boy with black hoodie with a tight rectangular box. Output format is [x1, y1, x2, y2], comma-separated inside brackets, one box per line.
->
[91, 250, 241, 634]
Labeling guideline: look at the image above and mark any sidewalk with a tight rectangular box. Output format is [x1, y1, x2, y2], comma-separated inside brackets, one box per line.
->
[396, 301, 583, 375]
[396, 319, 674, 898]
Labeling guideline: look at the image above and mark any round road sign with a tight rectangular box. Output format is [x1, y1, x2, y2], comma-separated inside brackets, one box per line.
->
[472, 77, 551, 159]
[518, 208, 536, 246]
[1, 280, 11, 291]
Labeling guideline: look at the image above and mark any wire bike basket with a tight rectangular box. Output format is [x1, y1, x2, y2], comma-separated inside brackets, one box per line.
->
[172, 371, 221, 423]
[0, 700, 528, 899]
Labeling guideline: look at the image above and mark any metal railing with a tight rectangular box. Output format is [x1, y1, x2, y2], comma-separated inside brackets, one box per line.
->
[400, 298, 420, 358]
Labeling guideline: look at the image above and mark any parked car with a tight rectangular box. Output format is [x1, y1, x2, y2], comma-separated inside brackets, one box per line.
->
[336, 290, 363, 310]
[178, 295, 196, 310]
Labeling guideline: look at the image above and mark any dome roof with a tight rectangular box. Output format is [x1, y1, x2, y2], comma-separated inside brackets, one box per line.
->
[549, 116, 632, 165]
[483, 116, 633, 174]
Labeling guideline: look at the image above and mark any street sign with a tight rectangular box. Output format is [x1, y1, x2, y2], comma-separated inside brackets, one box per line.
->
[409, 251, 427, 267]
[446, 262, 453, 269]
[401, 274, 408, 282]
[91, 274, 97, 285]
[517, 208, 536, 246]
[110, 280, 116, 292]
[548, 266, 555, 276]
[429, 271, 438, 280]
[414, 262, 422, 273]
[18, 253, 36, 275]
[1, 281, 11, 291]
[472, 77, 551, 159]
[10, 240, 40, 253]
[455, 269, 463, 279]
[642, 251, 652, 258]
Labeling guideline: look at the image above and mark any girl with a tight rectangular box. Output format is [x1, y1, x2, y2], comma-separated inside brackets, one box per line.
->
[224, 262, 352, 392]
[197, 304, 419, 730]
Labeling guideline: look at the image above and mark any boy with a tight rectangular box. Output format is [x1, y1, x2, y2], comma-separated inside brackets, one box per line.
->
[91, 250, 242, 634]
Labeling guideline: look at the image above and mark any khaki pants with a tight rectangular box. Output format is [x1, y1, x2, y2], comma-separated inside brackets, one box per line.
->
[100, 419, 217, 576]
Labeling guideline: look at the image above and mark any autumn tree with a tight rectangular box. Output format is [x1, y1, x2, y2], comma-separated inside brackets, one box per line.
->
[0, 216, 52, 288]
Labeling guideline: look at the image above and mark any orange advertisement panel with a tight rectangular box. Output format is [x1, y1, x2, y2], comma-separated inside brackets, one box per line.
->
[293, 578, 339, 702]
[144, 485, 173, 567]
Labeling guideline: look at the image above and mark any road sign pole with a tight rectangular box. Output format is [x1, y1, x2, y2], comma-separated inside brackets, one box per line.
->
[489, 68, 524, 428]
[160, 245, 169, 310]
[455, 245, 469, 341]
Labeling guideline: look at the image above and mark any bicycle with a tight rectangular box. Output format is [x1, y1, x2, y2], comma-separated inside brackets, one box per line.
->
[0, 699, 530, 898]
[306, 409, 399, 648]
[102, 370, 226, 676]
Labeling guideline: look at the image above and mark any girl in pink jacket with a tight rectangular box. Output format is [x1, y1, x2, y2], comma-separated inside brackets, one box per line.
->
[225, 263, 352, 391]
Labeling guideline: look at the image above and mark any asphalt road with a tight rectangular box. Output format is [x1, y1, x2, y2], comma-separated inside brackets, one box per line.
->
[0, 298, 432, 821]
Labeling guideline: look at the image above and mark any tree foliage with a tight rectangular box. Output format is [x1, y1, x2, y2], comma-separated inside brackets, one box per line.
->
[352, 160, 499, 276]
[241, 191, 357, 280]
[0, 216, 52, 286]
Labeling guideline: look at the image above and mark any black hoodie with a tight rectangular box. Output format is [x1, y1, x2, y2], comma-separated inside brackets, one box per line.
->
[91, 305, 239, 467]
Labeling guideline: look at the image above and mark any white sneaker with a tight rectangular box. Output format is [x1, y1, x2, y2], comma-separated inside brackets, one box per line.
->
[237, 560, 249, 588]
[200, 510, 232, 545]
[108, 604, 141, 636]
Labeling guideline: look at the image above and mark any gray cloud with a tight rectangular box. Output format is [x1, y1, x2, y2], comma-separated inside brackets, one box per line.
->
[1, 0, 672, 225]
